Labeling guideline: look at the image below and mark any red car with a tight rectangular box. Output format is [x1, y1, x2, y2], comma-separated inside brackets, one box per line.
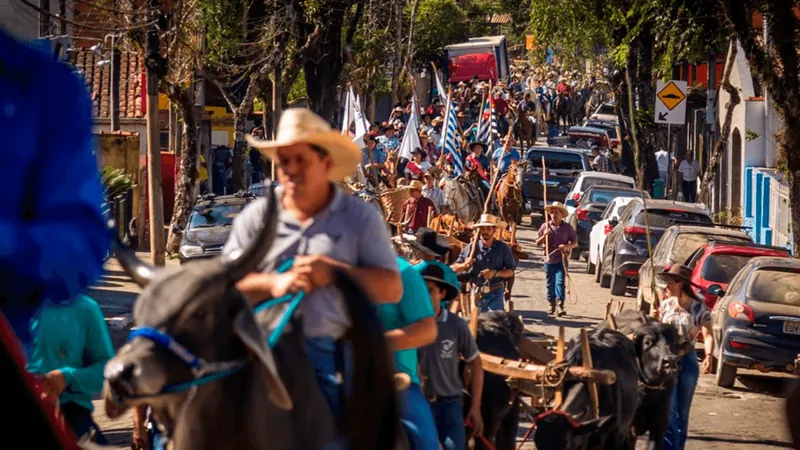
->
[683, 240, 792, 310]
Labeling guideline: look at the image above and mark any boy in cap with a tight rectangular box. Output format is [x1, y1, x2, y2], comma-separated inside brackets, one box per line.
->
[417, 263, 484, 450]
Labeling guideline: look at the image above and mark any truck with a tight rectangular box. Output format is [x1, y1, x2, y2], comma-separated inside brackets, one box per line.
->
[443, 35, 510, 83]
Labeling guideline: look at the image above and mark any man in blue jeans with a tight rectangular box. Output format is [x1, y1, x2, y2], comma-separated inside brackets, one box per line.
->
[535, 202, 578, 317]
[378, 257, 439, 450]
[417, 264, 484, 450]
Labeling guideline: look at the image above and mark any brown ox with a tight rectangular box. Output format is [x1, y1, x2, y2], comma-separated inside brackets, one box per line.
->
[102, 185, 402, 450]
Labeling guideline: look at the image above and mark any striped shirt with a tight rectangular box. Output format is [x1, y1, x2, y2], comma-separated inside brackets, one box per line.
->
[422, 185, 446, 212]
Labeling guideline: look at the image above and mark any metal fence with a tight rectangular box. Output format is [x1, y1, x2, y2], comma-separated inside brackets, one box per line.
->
[771, 179, 792, 249]
[102, 189, 134, 262]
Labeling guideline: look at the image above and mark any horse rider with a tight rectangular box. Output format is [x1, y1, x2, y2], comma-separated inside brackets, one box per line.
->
[401, 180, 438, 232]
[405, 147, 432, 182]
[379, 256, 439, 450]
[534, 202, 578, 317]
[416, 263, 484, 450]
[466, 142, 491, 197]
[491, 135, 526, 209]
[223, 109, 402, 443]
[451, 214, 516, 312]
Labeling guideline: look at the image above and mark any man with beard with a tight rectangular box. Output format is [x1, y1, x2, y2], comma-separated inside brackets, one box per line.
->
[451, 214, 516, 312]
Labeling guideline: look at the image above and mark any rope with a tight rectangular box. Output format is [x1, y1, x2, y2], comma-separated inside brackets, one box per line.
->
[465, 419, 497, 450]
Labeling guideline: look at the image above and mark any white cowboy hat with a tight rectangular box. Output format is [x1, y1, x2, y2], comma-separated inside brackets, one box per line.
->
[246, 108, 360, 181]
[545, 202, 569, 216]
[472, 214, 506, 229]
[405, 180, 425, 191]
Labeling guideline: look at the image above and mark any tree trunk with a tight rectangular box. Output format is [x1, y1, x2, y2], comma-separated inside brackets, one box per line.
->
[390, 0, 403, 105]
[699, 42, 740, 205]
[231, 109, 248, 193]
[787, 133, 800, 255]
[165, 89, 199, 254]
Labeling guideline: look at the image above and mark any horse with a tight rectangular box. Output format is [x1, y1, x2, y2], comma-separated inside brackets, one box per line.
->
[495, 160, 524, 228]
[513, 103, 536, 154]
[555, 91, 573, 134]
[442, 175, 483, 224]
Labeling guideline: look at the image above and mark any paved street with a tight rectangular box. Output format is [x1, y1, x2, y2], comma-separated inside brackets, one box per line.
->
[89, 227, 794, 449]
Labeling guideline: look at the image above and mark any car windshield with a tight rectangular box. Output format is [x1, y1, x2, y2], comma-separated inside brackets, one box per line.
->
[582, 178, 634, 191]
[249, 184, 266, 196]
[598, 105, 615, 115]
[527, 151, 584, 173]
[189, 204, 243, 228]
[670, 233, 750, 265]
[639, 209, 712, 228]
[587, 189, 641, 204]
[747, 269, 800, 305]
[701, 254, 755, 284]
[569, 135, 605, 148]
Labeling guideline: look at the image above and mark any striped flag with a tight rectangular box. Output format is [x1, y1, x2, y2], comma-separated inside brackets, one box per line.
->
[440, 94, 465, 176]
[490, 94, 499, 141]
[476, 99, 491, 145]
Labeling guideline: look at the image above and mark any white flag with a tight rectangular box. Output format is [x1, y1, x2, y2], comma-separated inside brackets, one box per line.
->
[398, 95, 421, 162]
[434, 69, 448, 104]
[352, 89, 370, 147]
[340, 88, 354, 135]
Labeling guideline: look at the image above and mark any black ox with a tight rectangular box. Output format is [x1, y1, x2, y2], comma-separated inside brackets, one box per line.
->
[534, 328, 640, 450]
[599, 309, 681, 450]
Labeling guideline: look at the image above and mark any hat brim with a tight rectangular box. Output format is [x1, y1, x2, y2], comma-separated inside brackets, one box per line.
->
[545, 205, 569, 216]
[409, 240, 449, 258]
[246, 131, 361, 181]
[422, 276, 460, 301]
[656, 272, 694, 286]
[473, 221, 506, 229]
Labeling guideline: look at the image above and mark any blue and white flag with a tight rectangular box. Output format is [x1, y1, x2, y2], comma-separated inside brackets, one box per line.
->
[440, 94, 464, 176]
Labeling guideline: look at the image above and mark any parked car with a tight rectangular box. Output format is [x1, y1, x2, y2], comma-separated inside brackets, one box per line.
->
[588, 196, 639, 275]
[636, 224, 753, 312]
[583, 119, 622, 151]
[178, 192, 257, 263]
[565, 126, 612, 150]
[684, 240, 792, 310]
[710, 257, 800, 388]
[600, 199, 714, 297]
[564, 172, 636, 216]
[521, 147, 590, 216]
[589, 103, 618, 123]
[248, 180, 279, 197]
[566, 185, 648, 261]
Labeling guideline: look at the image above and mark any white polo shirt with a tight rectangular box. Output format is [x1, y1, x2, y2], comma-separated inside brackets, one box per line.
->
[678, 159, 701, 182]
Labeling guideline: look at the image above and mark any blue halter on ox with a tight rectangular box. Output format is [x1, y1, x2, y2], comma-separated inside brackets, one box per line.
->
[127, 258, 303, 396]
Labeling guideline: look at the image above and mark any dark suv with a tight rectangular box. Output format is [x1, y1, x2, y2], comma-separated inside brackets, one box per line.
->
[567, 185, 649, 260]
[178, 192, 257, 263]
[599, 199, 712, 296]
[522, 147, 590, 216]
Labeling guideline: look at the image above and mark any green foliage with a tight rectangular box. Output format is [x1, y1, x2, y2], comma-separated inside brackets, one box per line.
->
[746, 129, 761, 141]
[100, 166, 133, 201]
[287, 68, 308, 102]
[198, 0, 248, 62]
[412, 0, 468, 69]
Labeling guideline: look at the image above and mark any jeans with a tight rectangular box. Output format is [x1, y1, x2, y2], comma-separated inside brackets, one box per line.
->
[682, 180, 697, 203]
[478, 288, 505, 312]
[61, 402, 106, 444]
[664, 350, 700, 450]
[430, 396, 465, 450]
[659, 171, 668, 183]
[545, 261, 566, 307]
[400, 384, 440, 450]
[305, 337, 349, 417]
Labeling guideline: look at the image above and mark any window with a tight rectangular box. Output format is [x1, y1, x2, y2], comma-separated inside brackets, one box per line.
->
[582, 178, 634, 190]
[685, 248, 705, 268]
[638, 209, 713, 228]
[747, 269, 800, 305]
[527, 151, 585, 173]
[189, 204, 244, 228]
[701, 254, 754, 284]
[598, 104, 615, 115]
[587, 189, 642, 204]
[669, 233, 750, 266]
[601, 202, 614, 220]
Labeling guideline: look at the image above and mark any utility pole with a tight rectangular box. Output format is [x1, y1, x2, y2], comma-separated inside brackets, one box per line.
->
[144, 0, 167, 266]
[110, 36, 121, 131]
[57, 0, 66, 34]
[271, 68, 281, 180]
[39, 0, 50, 37]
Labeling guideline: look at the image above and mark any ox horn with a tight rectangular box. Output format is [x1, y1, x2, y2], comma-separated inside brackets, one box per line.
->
[112, 220, 158, 287]
[223, 183, 279, 282]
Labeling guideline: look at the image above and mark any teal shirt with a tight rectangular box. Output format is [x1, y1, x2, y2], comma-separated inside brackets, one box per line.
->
[26, 295, 114, 411]
[378, 258, 434, 385]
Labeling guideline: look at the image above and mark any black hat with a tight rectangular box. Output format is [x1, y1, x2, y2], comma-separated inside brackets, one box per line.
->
[408, 227, 450, 257]
[412, 147, 427, 157]
[469, 141, 487, 151]
[381, 125, 396, 133]
[420, 264, 459, 301]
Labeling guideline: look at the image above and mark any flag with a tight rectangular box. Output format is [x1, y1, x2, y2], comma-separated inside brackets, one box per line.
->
[476, 99, 491, 145]
[490, 95, 498, 141]
[440, 94, 465, 176]
[340, 88, 354, 135]
[397, 95, 421, 162]
[434, 69, 448, 105]
[352, 89, 370, 147]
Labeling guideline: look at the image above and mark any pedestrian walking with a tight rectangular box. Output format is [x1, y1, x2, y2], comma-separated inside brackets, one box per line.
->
[655, 147, 669, 183]
[378, 257, 439, 450]
[535, 202, 578, 316]
[451, 214, 516, 312]
[417, 263, 484, 450]
[590, 145, 609, 172]
[655, 265, 715, 450]
[222, 108, 402, 444]
[677, 152, 701, 203]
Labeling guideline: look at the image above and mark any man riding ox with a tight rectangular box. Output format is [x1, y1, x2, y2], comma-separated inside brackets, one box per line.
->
[451, 214, 516, 312]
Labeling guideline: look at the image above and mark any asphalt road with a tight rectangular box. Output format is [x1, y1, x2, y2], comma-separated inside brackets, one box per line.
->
[88, 224, 795, 449]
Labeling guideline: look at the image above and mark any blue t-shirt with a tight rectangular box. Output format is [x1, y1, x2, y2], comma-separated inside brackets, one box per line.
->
[493, 147, 521, 174]
[378, 258, 435, 385]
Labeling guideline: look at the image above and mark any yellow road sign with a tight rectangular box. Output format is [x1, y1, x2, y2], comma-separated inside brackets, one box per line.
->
[526, 35, 535, 51]
[657, 81, 686, 111]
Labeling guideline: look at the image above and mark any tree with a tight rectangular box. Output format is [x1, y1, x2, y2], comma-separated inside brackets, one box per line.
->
[719, 0, 800, 253]
[411, 0, 468, 70]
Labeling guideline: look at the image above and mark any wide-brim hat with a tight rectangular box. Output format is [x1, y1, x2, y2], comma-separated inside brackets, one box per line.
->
[457, 111, 468, 118]
[431, 117, 444, 125]
[419, 131, 430, 138]
[407, 227, 451, 258]
[246, 108, 360, 181]
[473, 213, 506, 229]
[418, 262, 460, 301]
[412, 147, 427, 157]
[656, 264, 694, 286]
[405, 180, 424, 191]
[381, 125, 396, 133]
[545, 202, 569, 216]
[469, 141, 487, 151]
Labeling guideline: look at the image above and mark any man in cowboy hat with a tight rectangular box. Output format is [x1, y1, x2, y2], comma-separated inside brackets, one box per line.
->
[401, 180, 437, 232]
[405, 147, 431, 182]
[420, 132, 440, 165]
[416, 263, 484, 450]
[429, 117, 444, 148]
[377, 124, 400, 153]
[362, 132, 390, 186]
[408, 228, 459, 290]
[451, 214, 516, 312]
[422, 173, 446, 212]
[224, 108, 402, 422]
[492, 134, 521, 179]
[457, 110, 470, 130]
[534, 202, 578, 316]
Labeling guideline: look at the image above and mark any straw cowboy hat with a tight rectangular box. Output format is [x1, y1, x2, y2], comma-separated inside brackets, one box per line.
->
[473, 214, 506, 229]
[457, 111, 469, 119]
[406, 180, 424, 191]
[431, 117, 444, 126]
[419, 263, 460, 301]
[656, 264, 695, 286]
[545, 202, 569, 216]
[246, 108, 360, 181]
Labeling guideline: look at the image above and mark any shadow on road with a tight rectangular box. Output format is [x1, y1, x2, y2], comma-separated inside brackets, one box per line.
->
[687, 435, 792, 448]
[517, 309, 595, 329]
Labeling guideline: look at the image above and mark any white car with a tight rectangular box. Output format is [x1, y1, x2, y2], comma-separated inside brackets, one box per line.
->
[564, 172, 636, 217]
[589, 103, 618, 123]
[588, 196, 638, 276]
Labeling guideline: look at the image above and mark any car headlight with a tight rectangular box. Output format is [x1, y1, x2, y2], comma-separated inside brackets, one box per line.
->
[180, 244, 203, 258]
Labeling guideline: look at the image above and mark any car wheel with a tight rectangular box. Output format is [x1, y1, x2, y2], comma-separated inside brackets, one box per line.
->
[716, 354, 737, 388]
[610, 271, 628, 296]
[570, 247, 580, 261]
[586, 256, 596, 274]
[595, 258, 602, 283]
[600, 262, 611, 288]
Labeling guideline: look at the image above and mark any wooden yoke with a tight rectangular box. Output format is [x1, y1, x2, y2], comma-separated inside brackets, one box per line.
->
[580, 329, 600, 419]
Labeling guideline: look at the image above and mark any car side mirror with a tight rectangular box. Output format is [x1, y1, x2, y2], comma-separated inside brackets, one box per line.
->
[565, 199, 576, 207]
[707, 284, 725, 297]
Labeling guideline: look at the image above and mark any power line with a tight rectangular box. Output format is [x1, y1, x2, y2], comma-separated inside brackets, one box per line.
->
[71, 0, 151, 15]
[13, 0, 158, 32]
